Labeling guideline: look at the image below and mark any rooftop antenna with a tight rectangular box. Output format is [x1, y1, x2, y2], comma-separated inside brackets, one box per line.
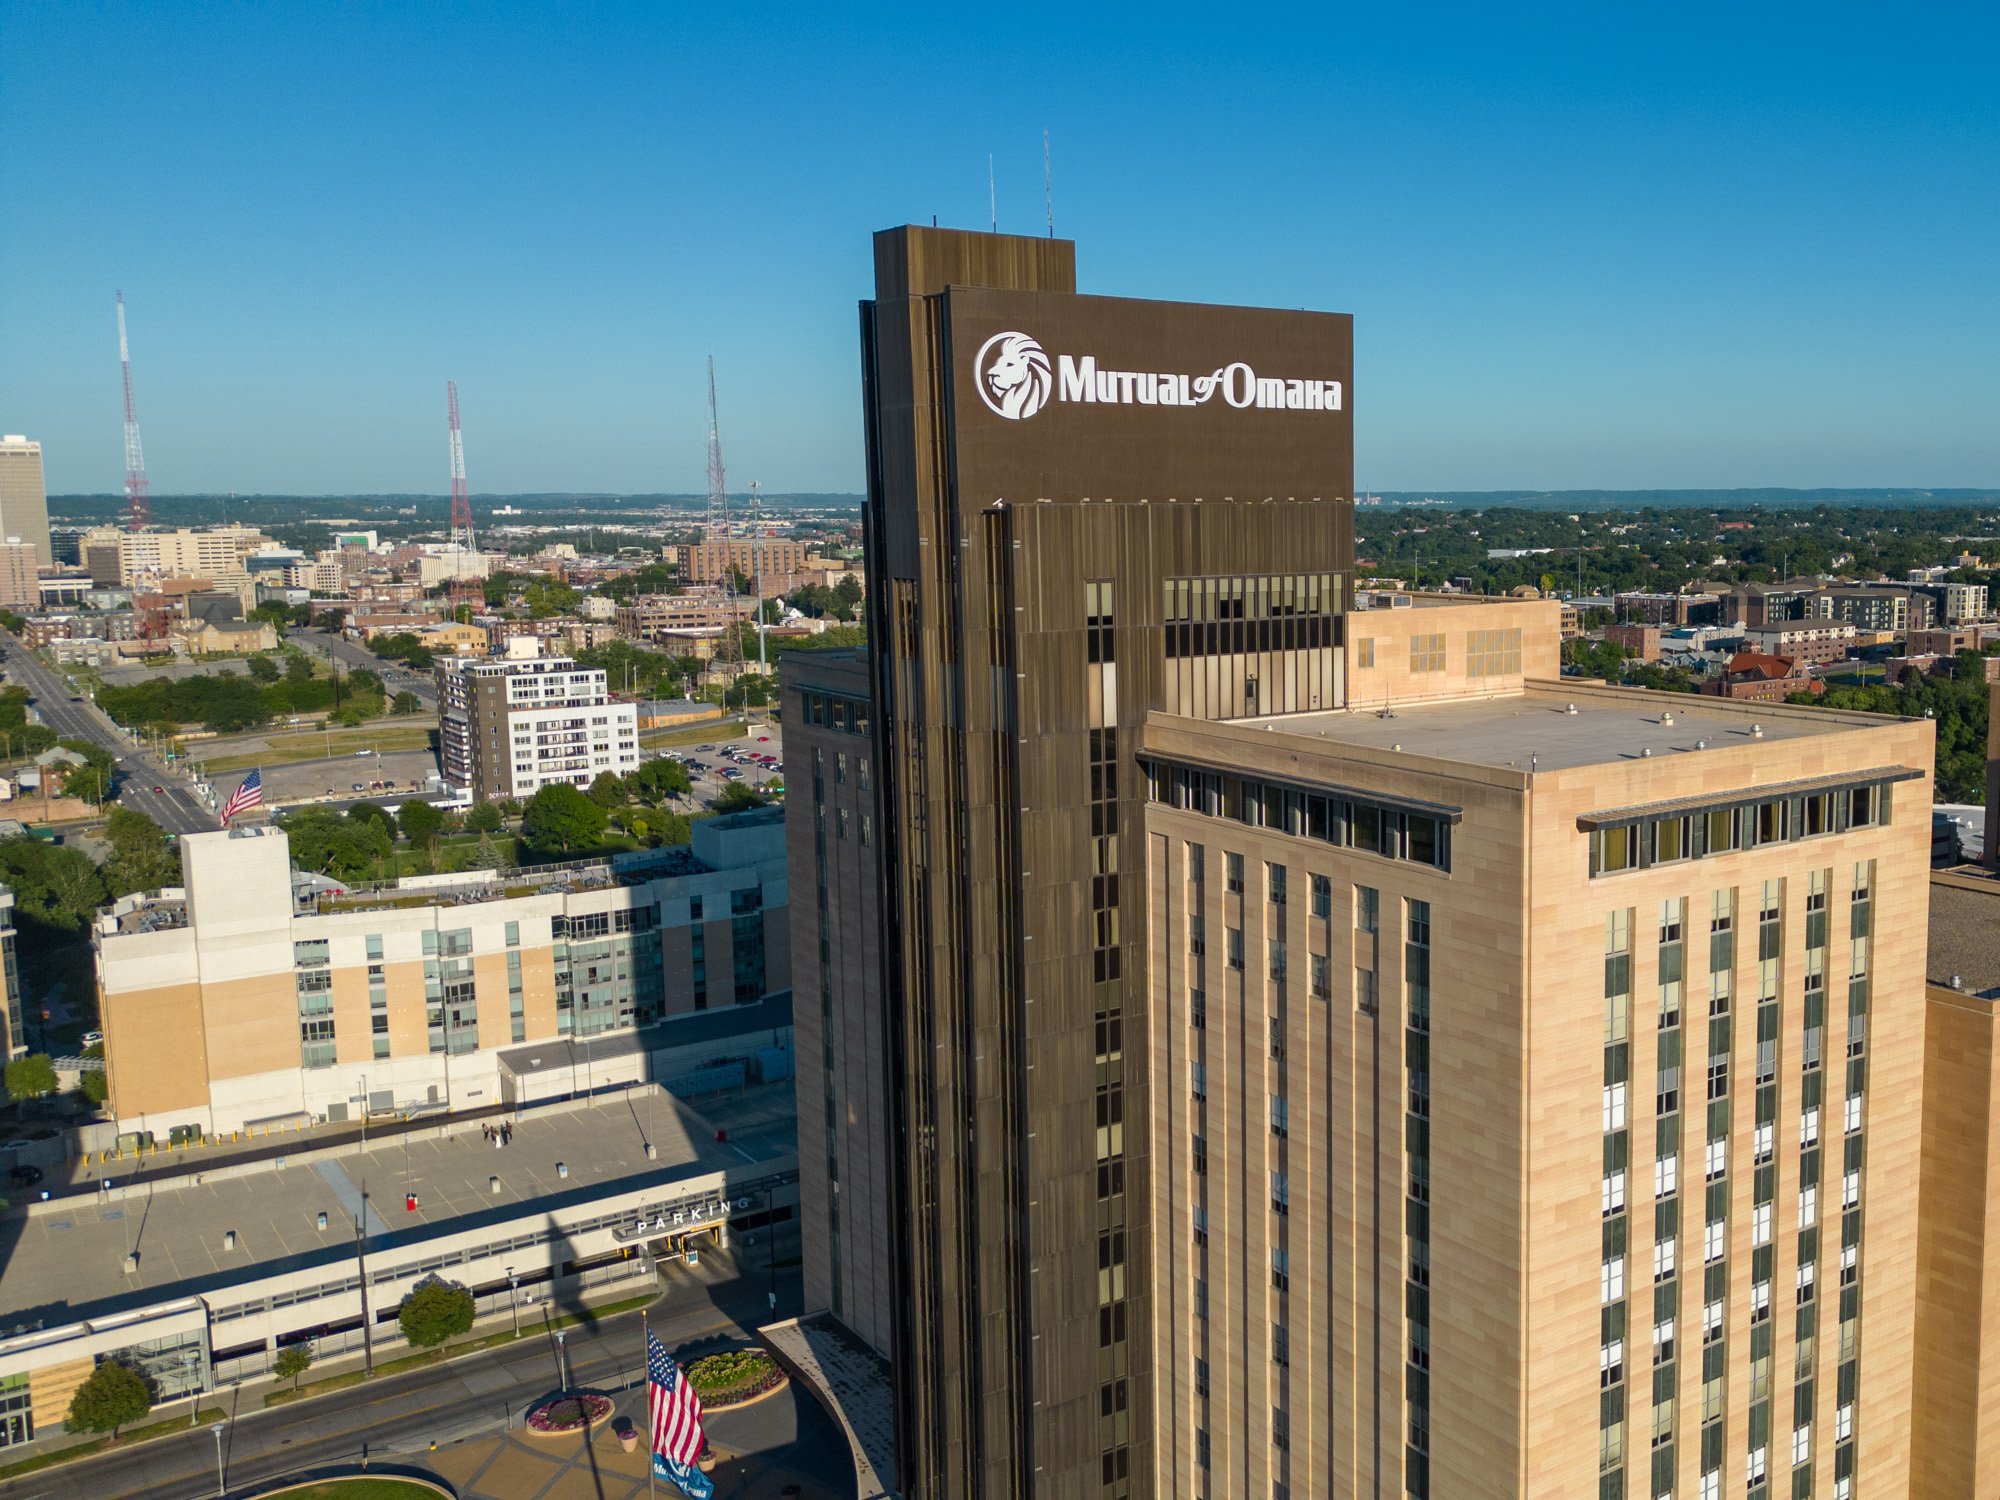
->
[988, 154, 997, 233]
[1044, 129, 1054, 237]
[115, 293, 152, 529]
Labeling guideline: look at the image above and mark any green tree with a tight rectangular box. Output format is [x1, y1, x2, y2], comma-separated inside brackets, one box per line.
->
[0, 839, 107, 936]
[245, 654, 280, 683]
[473, 831, 504, 870]
[57, 739, 118, 805]
[284, 654, 313, 684]
[281, 808, 394, 881]
[64, 1360, 153, 1437]
[397, 799, 443, 845]
[464, 801, 504, 833]
[79, 1066, 109, 1106]
[829, 574, 863, 619]
[272, 1342, 315, 1391]
[520, 783, 608, 853]
[347, 668, 384, 696]
[397, 1277, 477, 1355]
[103, 807, 179, 896]
[1562, 638, 1630, 682]
[631, 757, 691, 801]
[4, 1053, 57, 1101]
[712, 781, 769, 814]
[249, 599, 296, 635]
[586, 772, 627, 808]
[391, 690, 422, 715]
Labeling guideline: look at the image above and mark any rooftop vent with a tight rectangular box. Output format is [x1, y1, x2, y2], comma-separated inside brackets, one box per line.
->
[1751, 724, 1765, 738]
[1566, 703, 1579, 715]
[1659, 711, 1675, 725]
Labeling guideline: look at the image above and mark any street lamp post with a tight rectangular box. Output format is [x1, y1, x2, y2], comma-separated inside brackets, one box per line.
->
[555, 1328, 569, 1393]
[507, 1266, 520, 1338]
[210, 1420, 227, 1497]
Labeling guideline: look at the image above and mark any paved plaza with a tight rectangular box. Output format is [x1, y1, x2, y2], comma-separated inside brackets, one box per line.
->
[422, 1375, 853, 1500]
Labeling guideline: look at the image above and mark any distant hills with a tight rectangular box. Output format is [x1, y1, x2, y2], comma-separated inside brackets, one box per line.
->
[49, 487, 2000, 524]
[1366, 488, 2000, 510]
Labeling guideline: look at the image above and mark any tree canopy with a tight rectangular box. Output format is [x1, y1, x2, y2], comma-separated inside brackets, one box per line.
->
[397, 1277, 476, 1352]
[520, 783, 608, 853]
[103, 807, 180, 895]
[64, 1360, 153, 1436]
[280, 807, 395, 880]
[4, 1053, 57, 1101]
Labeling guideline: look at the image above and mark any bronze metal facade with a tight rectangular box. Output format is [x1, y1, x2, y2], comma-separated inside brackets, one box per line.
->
[859, 224, 1353, 1499]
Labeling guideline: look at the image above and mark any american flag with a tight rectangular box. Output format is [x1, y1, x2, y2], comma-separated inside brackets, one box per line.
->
[647, 1330, 711, 1497]
[220, 768, 263, 823]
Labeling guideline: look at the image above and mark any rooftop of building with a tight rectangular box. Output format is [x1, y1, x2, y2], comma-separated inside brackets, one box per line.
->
[99, 811, 787, 931]
[1929, 868, 2000, 1001]
[1227, 681, 1896, 774]
[0, 1081, 795, 1331]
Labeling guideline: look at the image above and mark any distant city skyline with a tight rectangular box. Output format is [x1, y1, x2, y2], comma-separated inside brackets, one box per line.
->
[2, 4, 1995, 496]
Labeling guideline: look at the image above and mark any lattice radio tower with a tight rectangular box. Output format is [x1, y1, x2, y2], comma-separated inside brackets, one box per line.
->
[704, 357, 744, 682]
[115, 293, 151, 529]
[446, 381, 481, 613]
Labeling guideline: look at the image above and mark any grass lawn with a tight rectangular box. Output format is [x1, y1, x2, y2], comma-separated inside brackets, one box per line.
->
[639, 721, 744, 749]
[196, 725, 437, 773]
[261, 1483, 441, 1499]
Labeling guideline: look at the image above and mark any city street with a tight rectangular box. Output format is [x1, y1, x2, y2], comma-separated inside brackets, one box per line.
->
[0, 632, 218, 836]
[0, 1253, 817, 1500]
[288, 627, 438, 708]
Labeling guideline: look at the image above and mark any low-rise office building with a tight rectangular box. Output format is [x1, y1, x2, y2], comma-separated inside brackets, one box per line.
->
[0, 1081, 797, 1454]
[95, 810, 789, 1140]
[437, 639, 639, 801]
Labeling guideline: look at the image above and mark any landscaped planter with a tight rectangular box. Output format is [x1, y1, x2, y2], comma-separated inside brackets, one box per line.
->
[523, 1391, 615, 1438]
[685, 1347, 790, 1410]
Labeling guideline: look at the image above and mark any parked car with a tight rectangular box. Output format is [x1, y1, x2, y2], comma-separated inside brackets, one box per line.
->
[351, 782, 365, 792]
[81, 1030, 104, 1047]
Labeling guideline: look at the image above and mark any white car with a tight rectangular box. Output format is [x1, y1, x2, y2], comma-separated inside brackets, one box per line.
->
[81, 1030, 104, 1047]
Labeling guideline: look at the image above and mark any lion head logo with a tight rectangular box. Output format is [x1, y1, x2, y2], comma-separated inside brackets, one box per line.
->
[974, 331, 1052, 420]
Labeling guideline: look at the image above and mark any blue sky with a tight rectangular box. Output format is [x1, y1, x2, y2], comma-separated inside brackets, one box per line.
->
[2, 3, 1995, 496]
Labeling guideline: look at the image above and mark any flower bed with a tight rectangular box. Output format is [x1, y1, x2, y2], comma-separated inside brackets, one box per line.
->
[524, 1391, 615, 1437]
[685, 1348, 789, 1409]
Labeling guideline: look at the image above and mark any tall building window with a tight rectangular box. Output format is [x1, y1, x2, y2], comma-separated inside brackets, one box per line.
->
[1600, 906, 1633, 1496]
[1408, 633, 1446, 674]
[1407, 897, 1433, 1497]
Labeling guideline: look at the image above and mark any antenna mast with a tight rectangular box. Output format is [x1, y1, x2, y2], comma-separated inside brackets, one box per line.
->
[115, 293, 151, 529]
[989, 154, 997, 232]
[446, 381, 480, 613]
[705, 357, 743, 684]
[1044, 129, 1054, 237]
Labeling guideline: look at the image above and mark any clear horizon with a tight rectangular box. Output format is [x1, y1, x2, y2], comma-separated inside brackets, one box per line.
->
[3, 3, 1995, 496]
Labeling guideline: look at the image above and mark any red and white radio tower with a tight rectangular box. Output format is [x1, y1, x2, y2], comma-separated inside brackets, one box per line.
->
[115, 293, 151, 529]
[446, 381, 480, 613]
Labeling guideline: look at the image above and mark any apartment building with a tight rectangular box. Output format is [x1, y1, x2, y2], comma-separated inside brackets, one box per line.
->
[436, 639, 639, 801]
[616, 590, 756, 643]
[800, 223, 1962, 1500]
[0, 541, 38, 610]
[781, 648, 893, 1360]
[681, 537, 813, 593]
[0, 887, 20, 1060]
[0, 437, 52, 567]
[95, 812, 791, 1138]
[1815, 587, 1929, 636]
[1743, 622, 1857, 669]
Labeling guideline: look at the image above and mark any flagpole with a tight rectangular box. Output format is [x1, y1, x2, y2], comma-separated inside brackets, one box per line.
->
[643, 1310, 657, 1500]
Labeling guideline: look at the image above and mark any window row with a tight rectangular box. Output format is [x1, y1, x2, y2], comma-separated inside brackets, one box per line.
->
[1147, 760, 1452, 872]
[1589, 783, 1893, 878]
